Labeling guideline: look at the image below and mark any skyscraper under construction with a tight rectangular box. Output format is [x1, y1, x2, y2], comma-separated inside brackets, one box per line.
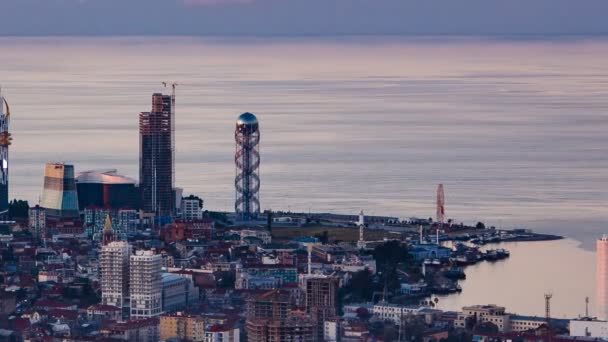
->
[235, 112, 261, 220]
[0, 91, 11, 219]
[139, 92, 175, 218]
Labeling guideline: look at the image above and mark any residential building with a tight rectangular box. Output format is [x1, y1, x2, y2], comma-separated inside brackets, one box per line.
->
[102, 317, 160, 341]
[87, 304, 122, 323]
[118, 208, 139, 234]
[101, 241, 131, 310]
[130, 250, 163, 318]
[28, 205, 46, 242]
[235, 264, 297, 290]
[162, 219, 214, 242]
[181, 195, 203, 220]
[204, 324, 240, 342]
[160, 312, 206, 342]
[161, 272, 199, 313]
[324, 319, 341, 342]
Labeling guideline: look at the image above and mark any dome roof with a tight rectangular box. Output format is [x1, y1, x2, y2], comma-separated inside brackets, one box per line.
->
[76, 169, 136, 185]
[236, 112, 258, 126]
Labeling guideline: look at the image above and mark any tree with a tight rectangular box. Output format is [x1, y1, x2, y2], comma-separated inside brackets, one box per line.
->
[314, 231, 329, 244]
[373, 240, 410, 267]
[348, 269, 374, 301]
[475, 222, 486, 230]
[267, 210, 273, 232]
[8, 199, 29, 219]
[356, 307, 371, 320]
[216, 271, 236, 288]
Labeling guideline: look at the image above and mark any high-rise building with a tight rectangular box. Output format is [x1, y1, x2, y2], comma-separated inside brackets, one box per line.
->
[181, 195, 203, 220]
[130, 250, 163, 318]
[40, 163, 79, 218]
[304, 276, 339, 341]
[101, 241, 132, 310]
[598, 235, 608, 320]
[246, 291, 313, 342]
[28, 205, 46, 243]
[234, 112, 260, 220]
[76, 169, 139, 210]
[139, 93, 175, 217]
[0, 91, 11, 220]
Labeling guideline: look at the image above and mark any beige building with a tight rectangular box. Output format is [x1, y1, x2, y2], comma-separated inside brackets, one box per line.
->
[160, 312, 206, 341]
[454, 305, 547, 333]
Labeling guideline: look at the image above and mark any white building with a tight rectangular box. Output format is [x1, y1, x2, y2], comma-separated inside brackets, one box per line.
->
[204, 325, 240, 342]
[130, 250, 163, 318]
[570, 319, 608, 338]
[233, 229, 271, 244]
[28, 205, 46, 242]
[100, 241, 132, 309]
[372, 302, 425, 324]
[181, 196, 203, 220]
[324, 319, 340, 342]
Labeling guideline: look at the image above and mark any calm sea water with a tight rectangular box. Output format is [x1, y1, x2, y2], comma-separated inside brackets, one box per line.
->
[439, 239, 596, 318]
[1, 36, 607, 316]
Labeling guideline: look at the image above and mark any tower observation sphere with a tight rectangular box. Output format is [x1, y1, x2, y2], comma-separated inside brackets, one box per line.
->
[234, 112, 260, 220]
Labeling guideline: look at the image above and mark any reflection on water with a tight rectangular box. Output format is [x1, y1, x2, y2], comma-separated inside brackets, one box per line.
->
[437, 239, 595, 318]
[0, 37, 606, 244]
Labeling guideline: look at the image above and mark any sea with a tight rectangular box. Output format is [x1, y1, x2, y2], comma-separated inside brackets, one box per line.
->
[0, 36, 607, 318]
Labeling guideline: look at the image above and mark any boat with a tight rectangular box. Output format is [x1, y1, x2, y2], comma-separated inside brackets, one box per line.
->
[444, 266, 466, 280]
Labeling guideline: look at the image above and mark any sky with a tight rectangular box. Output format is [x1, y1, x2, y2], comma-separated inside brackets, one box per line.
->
[1, 0, 608, 36]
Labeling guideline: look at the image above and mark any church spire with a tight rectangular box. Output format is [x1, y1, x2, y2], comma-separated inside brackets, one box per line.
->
[102, 214, 115, 245]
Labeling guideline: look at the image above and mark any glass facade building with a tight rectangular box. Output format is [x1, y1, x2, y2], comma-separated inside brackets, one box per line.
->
[40, 163, 79, 218]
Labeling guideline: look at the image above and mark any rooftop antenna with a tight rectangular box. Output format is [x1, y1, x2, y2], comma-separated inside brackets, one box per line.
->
[545, 293, 553, 323]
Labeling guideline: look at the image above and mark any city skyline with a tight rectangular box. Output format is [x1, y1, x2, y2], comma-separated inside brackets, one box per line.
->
[1, 1, 607, 340]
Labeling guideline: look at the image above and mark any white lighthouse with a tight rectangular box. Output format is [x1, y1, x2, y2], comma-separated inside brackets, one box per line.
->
[357, 210, 365, 249]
